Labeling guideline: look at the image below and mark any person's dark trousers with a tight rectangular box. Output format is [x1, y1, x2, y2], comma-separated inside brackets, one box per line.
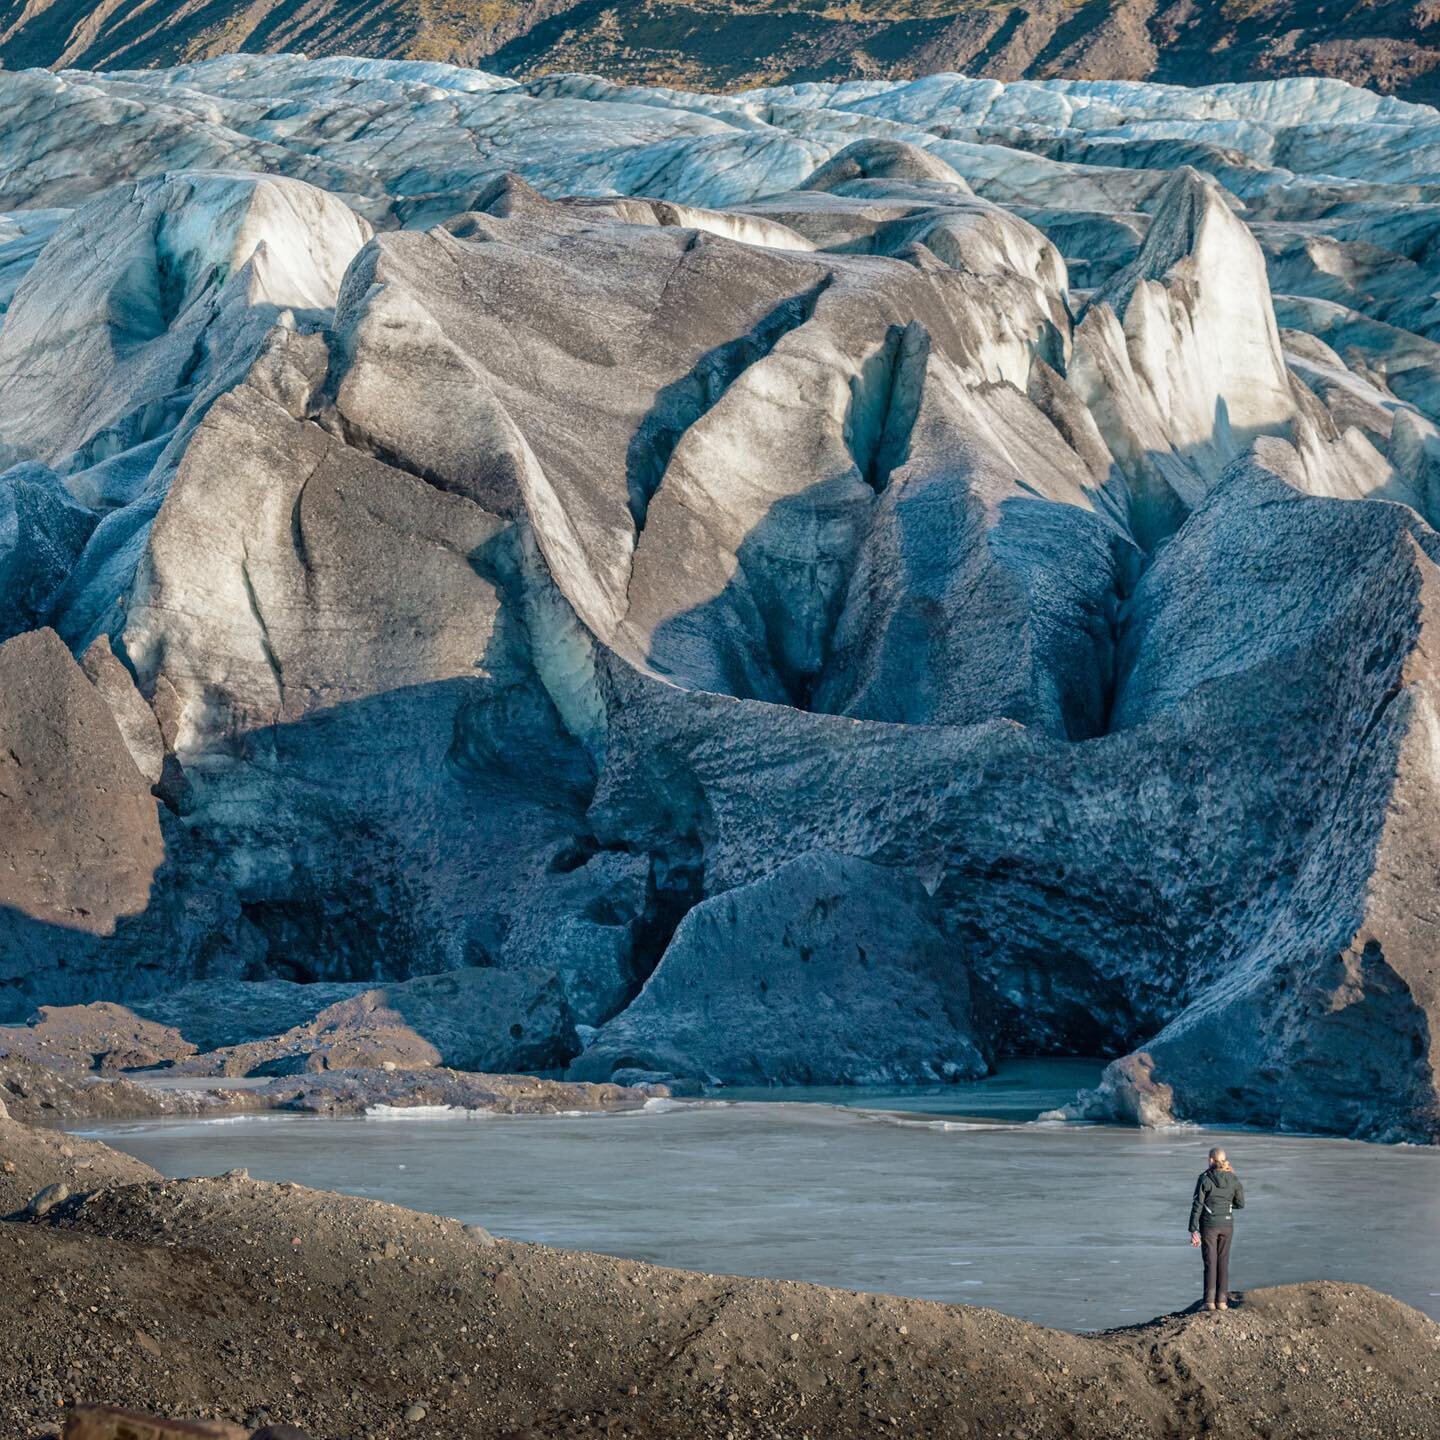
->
[1201, 1225, 1233, 1304]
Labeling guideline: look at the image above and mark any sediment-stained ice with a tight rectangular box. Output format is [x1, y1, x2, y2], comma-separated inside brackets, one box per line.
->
[1, 57, 1439, 1140]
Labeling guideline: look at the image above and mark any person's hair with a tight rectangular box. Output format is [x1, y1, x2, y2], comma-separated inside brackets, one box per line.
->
[1208, 1147, 1231, 1171]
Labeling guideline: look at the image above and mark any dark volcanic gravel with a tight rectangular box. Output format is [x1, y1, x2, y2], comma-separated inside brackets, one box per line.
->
[2, 1111, 1438, 1440]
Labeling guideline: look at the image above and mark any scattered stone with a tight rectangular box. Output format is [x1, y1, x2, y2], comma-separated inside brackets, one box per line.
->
[27, 1182, 69, 1217]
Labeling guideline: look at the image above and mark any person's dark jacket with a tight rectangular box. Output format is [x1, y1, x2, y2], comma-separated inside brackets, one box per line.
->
[1190, 1166, 1245, 1230]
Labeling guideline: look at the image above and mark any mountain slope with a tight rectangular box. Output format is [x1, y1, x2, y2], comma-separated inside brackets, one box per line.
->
[1, 1, 1439, 105]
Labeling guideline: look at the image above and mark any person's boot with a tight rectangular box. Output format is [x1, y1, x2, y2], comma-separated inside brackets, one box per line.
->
[1204, 1301, 1216, 1311]
[1217, 1298, 1229, 1310]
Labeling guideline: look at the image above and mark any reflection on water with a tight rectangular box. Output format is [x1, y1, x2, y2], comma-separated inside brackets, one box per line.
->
[721, 1056, 1106, 1123]
[81, 1060, 1440, 1333]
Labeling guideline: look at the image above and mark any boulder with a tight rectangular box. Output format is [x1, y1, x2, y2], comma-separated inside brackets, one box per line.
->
[0, 629, 164, 1016]
[62, 1408, 247, 1440]
[1042, 1051, 1178, 1128]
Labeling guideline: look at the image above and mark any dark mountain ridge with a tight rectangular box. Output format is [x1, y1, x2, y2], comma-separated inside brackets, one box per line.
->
[2, 0, 1439, 106]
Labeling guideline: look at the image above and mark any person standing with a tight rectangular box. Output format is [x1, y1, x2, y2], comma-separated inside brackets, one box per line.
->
[1189, 1146, 1244, 1310]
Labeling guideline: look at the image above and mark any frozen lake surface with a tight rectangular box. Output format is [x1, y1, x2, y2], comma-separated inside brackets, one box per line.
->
[81, 1061, 1440, 1333]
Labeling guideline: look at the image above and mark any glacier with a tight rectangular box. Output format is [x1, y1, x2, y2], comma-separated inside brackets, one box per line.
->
[2, 56, 1440, 1140]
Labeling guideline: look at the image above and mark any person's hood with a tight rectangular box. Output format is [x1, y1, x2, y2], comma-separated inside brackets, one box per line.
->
[1207, 1167, 1240, 1191]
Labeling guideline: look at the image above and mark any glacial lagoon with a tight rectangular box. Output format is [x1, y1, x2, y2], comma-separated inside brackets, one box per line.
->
[76, 1062, 1440, 1334]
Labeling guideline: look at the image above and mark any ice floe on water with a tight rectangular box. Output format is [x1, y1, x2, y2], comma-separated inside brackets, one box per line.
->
[363, 1104, 478, 1120]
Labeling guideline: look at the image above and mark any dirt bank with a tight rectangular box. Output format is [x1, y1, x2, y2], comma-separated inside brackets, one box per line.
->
[1, 1113, 1437, 1440]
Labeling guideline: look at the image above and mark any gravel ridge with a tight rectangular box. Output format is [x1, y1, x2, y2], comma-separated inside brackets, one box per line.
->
[1, 1114, 1437, 1440]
